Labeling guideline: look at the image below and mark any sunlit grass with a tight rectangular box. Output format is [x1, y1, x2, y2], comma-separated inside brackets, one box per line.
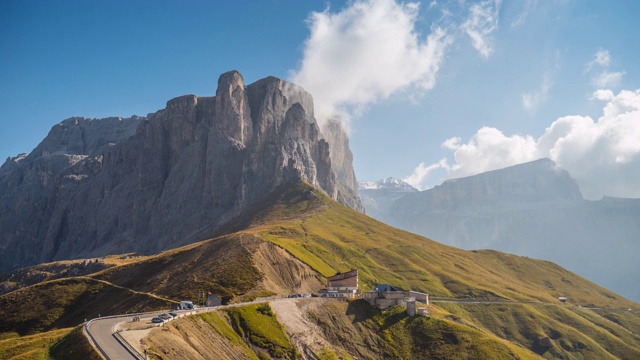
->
[225, 304, 297, 359]
[0, 328, 72, 360]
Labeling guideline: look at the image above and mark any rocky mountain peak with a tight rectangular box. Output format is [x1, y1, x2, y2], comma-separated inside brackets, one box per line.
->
[27, 116, 143, 160]
[437, 158, 583, 206]
[359, 177, 418, 192]
[0, 71, 363, 272]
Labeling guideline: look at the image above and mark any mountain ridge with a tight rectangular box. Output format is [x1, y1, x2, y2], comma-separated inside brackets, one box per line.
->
[0, 71, 363, 273]
[361, 158, 640, 302]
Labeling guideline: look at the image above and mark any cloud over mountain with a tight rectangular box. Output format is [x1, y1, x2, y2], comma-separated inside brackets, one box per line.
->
[290, 0, 451, 128]
[409, 88, 640, 200]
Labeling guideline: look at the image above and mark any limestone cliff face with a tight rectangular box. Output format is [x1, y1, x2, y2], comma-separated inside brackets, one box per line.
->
[0, 71, 362, 272]
[322, 120, 365, 213]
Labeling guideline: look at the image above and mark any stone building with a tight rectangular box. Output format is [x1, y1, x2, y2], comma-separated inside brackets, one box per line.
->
[318, 269, 361, 298]
[364, 284, 429, 315]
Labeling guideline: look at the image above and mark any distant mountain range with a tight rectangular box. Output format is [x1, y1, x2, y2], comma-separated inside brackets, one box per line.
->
[359, 177, 419, 220]
[360, 158, 640, 302]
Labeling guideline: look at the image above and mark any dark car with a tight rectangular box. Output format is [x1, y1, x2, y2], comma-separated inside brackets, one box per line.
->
[151, 317, 165, 323]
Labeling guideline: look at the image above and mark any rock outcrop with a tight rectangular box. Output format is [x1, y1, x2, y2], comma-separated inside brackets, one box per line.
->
[322, 119, 365, 213]
[0, 71, 363, 272]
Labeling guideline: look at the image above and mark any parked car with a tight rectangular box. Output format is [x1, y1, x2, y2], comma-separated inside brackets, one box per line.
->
[169, 312, 179, 318]
[151, 317, 165, 323]
[158, 313, 173, 320]
[180, 300, 195, 309]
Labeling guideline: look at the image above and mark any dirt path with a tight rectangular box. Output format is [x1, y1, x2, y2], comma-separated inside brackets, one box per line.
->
[270, 298, 333, 359]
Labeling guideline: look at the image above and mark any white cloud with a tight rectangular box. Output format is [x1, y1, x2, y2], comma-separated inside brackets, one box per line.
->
[412, 89, 640, 200]
[403, 158, 449, 190]
[462, 0, 502, 59]
[591, 71, 625, 88]
[585, 49, 624, 88]
[510, 0, 537, 28]
[290, 0, 452, 129]
[441, 127, 539, 178]
[586, 49, 611, 71]
[522, 73, 553, 111]
[595, 50, 611, 66]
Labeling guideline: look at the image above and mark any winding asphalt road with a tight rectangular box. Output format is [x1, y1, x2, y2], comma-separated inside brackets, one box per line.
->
[84, 300, 276, 359]
[86, 315, 140, 360]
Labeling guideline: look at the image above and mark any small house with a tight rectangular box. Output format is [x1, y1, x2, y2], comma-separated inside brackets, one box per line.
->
[206, 294, 222, 307]
[318, 269, 361, 298]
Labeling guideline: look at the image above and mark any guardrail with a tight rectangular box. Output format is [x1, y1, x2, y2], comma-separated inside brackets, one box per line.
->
[83, 299, 293, 359]
[84, 311, 160, 360]
[83, 319, 109, 360]
[113, 330, 144, 360]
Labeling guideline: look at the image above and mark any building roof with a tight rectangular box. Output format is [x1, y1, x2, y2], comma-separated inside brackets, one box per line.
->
[327, 269, 358, 281]
[373, 284, 405, 292]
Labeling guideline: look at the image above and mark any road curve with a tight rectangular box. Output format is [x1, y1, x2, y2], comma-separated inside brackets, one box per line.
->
[84, 299, 279, 359]
[86, 315, 140, 360]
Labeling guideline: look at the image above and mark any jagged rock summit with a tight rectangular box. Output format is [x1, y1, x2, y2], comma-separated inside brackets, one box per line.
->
[358, 177, 417, 220]
[359, 177, 418, 191]
[0, 71, 363, 272]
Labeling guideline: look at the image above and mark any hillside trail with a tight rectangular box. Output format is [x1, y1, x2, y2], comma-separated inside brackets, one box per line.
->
[270, 298, 333, 359]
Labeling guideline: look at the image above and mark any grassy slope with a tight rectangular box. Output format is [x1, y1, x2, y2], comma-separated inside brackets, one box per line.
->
[144, 305, 296, 360]
[235, 182, 640, 358]
[245, 183, 636, 308]
[0, 328, 72, 360]
[436, 302, 640, 359]
[0, 253, 151, 296]
[2, 181, 639, 359]
[48, 326, 102, 360]
[92, 233, 264, 304]
[364, 302, 539, 359]
[225, 304, 297, 359]
[0, 277, 172, 335]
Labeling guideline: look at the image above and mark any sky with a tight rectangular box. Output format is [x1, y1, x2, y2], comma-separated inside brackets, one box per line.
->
[1, 0, 639, 200]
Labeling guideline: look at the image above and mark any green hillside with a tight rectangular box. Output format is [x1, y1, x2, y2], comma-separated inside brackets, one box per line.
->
[245, 182, 636, 308]
[0, 277, 172, 335]
[1, 181, 638, 359]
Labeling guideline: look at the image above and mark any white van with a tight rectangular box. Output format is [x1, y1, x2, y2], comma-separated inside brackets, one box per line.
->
[180, 300, 195, 309]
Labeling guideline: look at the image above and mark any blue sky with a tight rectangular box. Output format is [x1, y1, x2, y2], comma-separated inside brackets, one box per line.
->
[2, 0, 639, 199]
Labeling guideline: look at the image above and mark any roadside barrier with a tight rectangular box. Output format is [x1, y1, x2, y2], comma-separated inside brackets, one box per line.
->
[83, 319, 109, 359]
[113, 330, 145, 359]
